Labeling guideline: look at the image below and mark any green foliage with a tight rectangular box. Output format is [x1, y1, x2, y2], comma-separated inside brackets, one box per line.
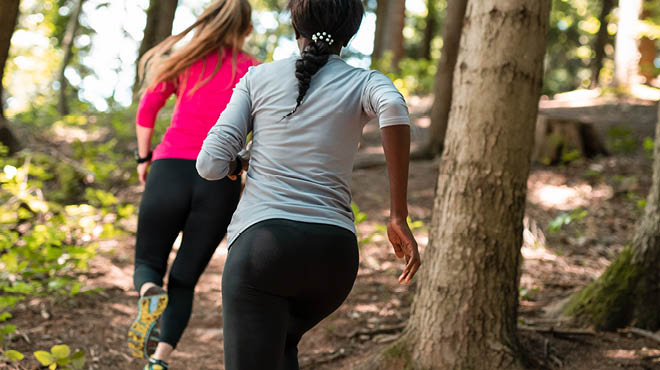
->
[520, 286, 540, 301]
[4, 349, 24, 361]
[548, 207, 588, 233]
[0, 138, 134, 363]
[544, 0, 607, 95]
[34, 345, 85, 370]
[643, 136, 654, 158]
[371, 53, 437, 97]
[561, 148, 582, 164]
[352, 202, 380, 246]
[607, 127, 637, 154]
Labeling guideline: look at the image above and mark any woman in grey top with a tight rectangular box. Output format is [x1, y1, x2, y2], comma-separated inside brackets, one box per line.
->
[197, 0, 420, 368]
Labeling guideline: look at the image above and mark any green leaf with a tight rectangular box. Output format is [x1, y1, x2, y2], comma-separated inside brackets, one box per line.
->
[637, 199, 647, 209]
[56, 356, 71, 366]
[71, 350, 85, 369]
[0, 312, 12, 322]
[34, 350, 55, 366]
[1, 324, 17, 335]
[643, 137, 654, 152]
[5, 349, 24, 361]
[69, 282, 82, 296]
[51, 344, 71, 359]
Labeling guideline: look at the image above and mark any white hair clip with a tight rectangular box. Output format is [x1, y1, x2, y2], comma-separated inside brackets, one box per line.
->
[311, 32, 334, 45]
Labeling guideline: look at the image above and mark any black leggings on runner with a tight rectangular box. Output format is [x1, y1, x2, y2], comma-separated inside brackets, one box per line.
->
[133, 158, 241, 347]
[222, 219, 359, 370]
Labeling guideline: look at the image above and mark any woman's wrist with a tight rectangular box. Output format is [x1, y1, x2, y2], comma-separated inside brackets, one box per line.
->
[389, 212, 408, 223]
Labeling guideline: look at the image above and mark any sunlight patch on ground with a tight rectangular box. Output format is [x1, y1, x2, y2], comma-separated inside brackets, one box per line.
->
[603, 349, 637, 359]
[521, 246, 557, 261]
[527, 175, 613, 211]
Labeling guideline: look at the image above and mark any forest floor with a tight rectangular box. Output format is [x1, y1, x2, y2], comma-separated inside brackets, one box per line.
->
[4, 101, 660, 370]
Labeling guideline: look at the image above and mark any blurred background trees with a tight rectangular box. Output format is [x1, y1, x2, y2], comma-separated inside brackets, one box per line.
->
[3, 0, 660, 122]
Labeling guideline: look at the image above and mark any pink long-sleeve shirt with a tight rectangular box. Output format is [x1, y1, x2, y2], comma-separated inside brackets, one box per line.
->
[136, 49, 256, 161]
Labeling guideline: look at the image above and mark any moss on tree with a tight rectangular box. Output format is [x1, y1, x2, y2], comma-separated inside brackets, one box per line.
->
[562, 246, 641, 330]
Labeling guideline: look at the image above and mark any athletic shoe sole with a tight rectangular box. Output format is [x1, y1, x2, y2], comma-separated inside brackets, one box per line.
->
[128, 293, 168, 359]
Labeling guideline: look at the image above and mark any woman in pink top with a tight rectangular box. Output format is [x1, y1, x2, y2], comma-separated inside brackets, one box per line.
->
[127, 1, 255, 369]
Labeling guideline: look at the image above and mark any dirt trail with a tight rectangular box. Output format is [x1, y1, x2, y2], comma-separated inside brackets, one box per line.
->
[6, 117, 660, 369]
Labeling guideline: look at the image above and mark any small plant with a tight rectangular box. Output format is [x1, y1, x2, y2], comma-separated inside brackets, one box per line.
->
[3, 349, 25, 362]
[34, 345, 85, 370]
[643, 136, 654, 157]
[548, 207, 588, 233]
[607, 127, 637, 155]
[560, 149, 582, 164]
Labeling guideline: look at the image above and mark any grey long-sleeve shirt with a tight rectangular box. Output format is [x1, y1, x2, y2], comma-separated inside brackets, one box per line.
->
[197, 55, 410, 246]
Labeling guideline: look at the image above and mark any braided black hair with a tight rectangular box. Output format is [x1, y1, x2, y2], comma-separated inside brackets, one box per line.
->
[284, 0, 364, 119]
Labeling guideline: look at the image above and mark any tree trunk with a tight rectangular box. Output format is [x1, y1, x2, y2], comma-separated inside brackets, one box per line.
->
[614, 0, 642, 89]
[133, 0, 179, 94]
[0, 0, 21, 153]
[420, 0, 437, 60]
[638, 5, 658, 84]
[371, 0, 405, 70]
[562, 105, 660, 331]
[590, 0, 614, 88]
[56, 0, 85, 116]
[372, 0, 388, 62]
[360, 1, 551, 369]
[415, 0, 467, 159]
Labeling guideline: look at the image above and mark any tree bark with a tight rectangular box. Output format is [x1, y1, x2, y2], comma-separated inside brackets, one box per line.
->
[416, 0, 467, 159]
[56, 0, 85, 116]
[590, 0, 614, 88]
[614, 0, 642, 89]
[0, 0, 21, 153]
[420, 0, 437, 60]
[638, 5, 657, 84]
[371, 0, 405, 70]
[360, 1, 551, 369]
[133, 0, 179, 94]
[562, 105, 660, 331]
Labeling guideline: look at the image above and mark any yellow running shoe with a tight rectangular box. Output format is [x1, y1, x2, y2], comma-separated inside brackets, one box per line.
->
[144, 357, 169, 370]
[128, 286, 168, 359]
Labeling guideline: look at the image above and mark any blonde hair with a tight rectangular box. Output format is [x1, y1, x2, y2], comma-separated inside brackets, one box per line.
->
[138, 0, 252, 96]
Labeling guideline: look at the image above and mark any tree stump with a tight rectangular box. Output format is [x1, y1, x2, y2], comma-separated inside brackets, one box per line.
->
[533, 114, 609, 164]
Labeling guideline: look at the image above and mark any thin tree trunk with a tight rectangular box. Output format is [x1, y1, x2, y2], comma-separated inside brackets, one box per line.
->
[614, 0, 642, 89]
[360, 1, 551, 369]
[133, 0, 178, 94]
[562, 105, 660, 331]
[0, 0, 21, 153]
[371, 0, 405, 70]
[415, 0, 467, 159]
[372, 0, 388, 62]
[639, 5, 657, 84]
[56, 0, 85, 116]
[590, 0, 614, 88]
[420, 0, 437, 60]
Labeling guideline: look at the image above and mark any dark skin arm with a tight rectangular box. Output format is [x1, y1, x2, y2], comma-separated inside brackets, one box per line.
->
[381, 125, 421, 284]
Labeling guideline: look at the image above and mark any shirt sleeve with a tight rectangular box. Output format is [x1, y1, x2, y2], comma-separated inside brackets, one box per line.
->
[136, 80, 177, 128]
[361, 71, 411, 128]
[197, 70, 253, 180]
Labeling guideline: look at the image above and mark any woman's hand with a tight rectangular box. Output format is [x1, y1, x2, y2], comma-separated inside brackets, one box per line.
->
[227, 155, 250, 181]
[137, 162, 151, 185]
[387, 217, 421, 284]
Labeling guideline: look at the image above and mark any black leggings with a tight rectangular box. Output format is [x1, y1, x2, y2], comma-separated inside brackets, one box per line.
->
[222, 219, 359, 370]
[133, 158, 240, 347]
